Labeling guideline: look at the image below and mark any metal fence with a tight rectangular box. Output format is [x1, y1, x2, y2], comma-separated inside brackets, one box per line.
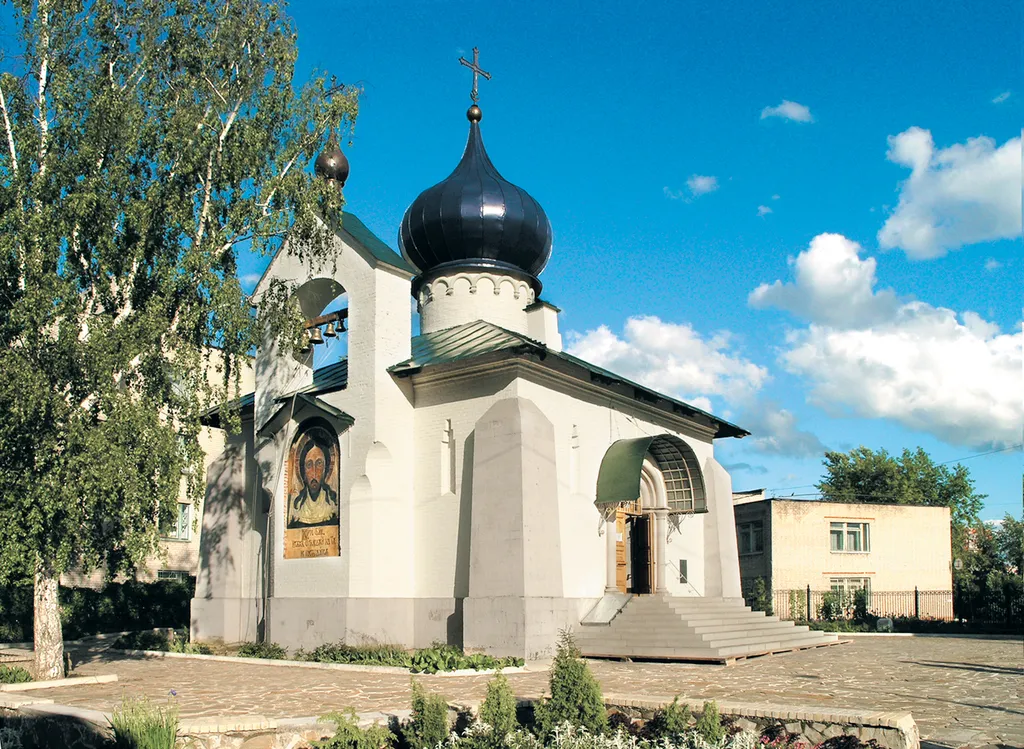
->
[771, 588, 955, 621]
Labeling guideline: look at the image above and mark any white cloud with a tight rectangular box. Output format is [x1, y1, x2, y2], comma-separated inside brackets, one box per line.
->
[760, 100, 814, 123]
[749, 233, 901, 328]
[877, 127, 1022, 258]
[771, 194, 781, 201]
[984, 258, 1003, 271]
[752, 233, 1023, 449]
[757, 205, 773, 217]
[663, 186, 686, 201]
[992, 91, 1011, 104]
[687, 174, 719, 196]
[566, 316, 769, 412]
[741, 403, 828, 457]
[239, 272, 263, 290]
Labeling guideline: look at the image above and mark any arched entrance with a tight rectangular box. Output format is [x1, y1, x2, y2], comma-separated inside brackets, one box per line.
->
[596, 435, 706, 595]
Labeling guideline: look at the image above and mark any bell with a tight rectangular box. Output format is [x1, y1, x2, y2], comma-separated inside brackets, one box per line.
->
[323, 321, 338, 338]
[309, 326, 324, 345]
[299, 331, 312, 353]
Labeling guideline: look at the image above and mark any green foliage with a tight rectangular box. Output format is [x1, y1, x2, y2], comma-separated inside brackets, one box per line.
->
[694, 701, 725, 745]
[787, 590, 806, 622]
[109, 696, 179, 749]
[0, 664, 32, 683]
[0, 579, 194, 644]
[475, 671, 519, 747]
[113, 630, 171, 651]
[312, 710, 395, 749]
[852, 588, 872, 624]
[294, 640, 523, 673]
[112, 626, 210, 654]
[405, 680, 450, 749]
[0, 0, 359, 676]
[817, 447, 984, 592]
[237, 640, 288, 659]
[534, 630, 607, 739]
[818, 591, 846, 622]
[747, 578, 773, 615]
[644, 696, 692, 741]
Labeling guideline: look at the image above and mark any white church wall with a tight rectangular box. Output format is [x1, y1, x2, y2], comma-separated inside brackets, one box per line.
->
[251, 228, 417, 651]
[514, 375, 717, 600]
[418, 272, 535, 335]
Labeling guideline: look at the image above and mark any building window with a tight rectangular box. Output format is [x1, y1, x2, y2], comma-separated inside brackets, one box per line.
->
[440, 419, 455, 494]
[830, 521, 869, 552]
[678, 559, 688, 584]
[161, 503, 192, 542]
[737, 520, 764, 554]
[648, 441, 706, 513]
[830, 577, 871, 597]
[157, 569, 190, 583]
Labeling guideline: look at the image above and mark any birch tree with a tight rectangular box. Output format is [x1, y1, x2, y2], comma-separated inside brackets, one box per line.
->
[0, 0, 358, 678]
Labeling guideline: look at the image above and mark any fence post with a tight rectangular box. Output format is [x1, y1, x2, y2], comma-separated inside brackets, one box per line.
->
[914, 586, 920, 619]
[806, 584, 812, 621]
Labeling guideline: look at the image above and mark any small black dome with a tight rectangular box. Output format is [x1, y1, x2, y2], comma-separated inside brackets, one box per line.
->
[314, 140, 350, 186]
[400, 111, 552, 290]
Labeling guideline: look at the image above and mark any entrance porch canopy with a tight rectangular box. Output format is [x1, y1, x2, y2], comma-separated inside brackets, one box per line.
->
[595, 435, 706, 512]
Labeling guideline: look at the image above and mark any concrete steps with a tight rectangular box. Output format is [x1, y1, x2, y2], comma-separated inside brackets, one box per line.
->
[577, 594, 841, 663]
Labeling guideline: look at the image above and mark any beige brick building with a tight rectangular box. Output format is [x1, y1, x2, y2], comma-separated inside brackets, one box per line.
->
[733, 492, 953, 619]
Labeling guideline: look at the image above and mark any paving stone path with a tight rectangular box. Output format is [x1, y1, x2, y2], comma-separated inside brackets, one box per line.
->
[32, 636, 1019, 748]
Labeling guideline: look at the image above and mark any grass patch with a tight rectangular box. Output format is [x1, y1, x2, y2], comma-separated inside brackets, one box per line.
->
[294, 641, 523, 673]
[0, 664, 32, 683]
[109, 696, 178, 749]
[237, 641, 288, 659]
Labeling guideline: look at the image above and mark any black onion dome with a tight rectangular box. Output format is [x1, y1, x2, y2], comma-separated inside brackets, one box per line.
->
[314, 139, 350, 186]
[400, 111, 552, 291]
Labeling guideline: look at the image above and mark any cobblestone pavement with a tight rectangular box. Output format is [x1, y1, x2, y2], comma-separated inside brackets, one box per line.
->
[30, 637, 1020, 748]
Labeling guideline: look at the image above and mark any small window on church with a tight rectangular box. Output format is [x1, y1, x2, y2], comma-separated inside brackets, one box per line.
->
[679, 559, 688, 584]
[441, 419, 455, 494]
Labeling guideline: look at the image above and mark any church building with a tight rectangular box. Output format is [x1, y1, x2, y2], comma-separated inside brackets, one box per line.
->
[192, 56, 838, 661]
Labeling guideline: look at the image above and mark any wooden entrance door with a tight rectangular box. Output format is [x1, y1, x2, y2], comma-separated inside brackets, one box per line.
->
[615, 508, 627, 593]
[629, 514, 653, 594]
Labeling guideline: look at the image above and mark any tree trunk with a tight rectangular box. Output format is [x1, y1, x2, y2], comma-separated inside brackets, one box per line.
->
[33, 559, 64, 680]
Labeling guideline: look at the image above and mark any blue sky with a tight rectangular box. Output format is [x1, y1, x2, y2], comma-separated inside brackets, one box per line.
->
[242, 0, 1021, 519]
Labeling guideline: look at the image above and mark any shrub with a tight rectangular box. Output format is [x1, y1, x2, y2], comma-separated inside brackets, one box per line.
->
[113, 630, 171, 651]
[695, 700, 725, 745]
[297, 641, 411, 668]
[818, 591, 845, 621]
[237, 641, 288, 660]
[109, 696, 178, 749]
[475, 671, 519, 747]
[312, 710, 395, 748]
[644, 696, 691, 740]
[405, 680, 450, 749]
[787, 590, 805, 622]
[0, 665, 32, 684]
[747, 578, 773, 615]
[533, 630, 607, 738]
[167, 627, 212, 654]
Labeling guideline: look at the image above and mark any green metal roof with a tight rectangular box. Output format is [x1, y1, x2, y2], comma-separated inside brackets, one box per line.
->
[336, 213, 416, 275]
[288, 359, 348, 397]
[390, 321, 749, 440]
[595, 437, 656, 506]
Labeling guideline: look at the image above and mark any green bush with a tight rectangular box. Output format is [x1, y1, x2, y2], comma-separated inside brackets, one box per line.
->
[298, 641, 411, 667]
[818, 590, 846, 621]
[113, 630, 171, 651]
[405, 680, 450, 749]
[0, 664, 32, 683]
[311, 710, 395, 748]
[787, 590, 806, 622]
[237, 641, 288, 660]
[0, 579, 194, 644]
[695, 700, 725, 745]
[294, 641, 523, 674]
[109, 696, 179, 749]
[644, 696, 691, 741]
[534, 630, 607, 739]
[747, 578, 773, 615]
[475, 671, 519, 747]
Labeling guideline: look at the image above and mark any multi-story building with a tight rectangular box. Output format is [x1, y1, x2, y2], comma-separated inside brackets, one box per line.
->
[733, 490, 953, 619]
